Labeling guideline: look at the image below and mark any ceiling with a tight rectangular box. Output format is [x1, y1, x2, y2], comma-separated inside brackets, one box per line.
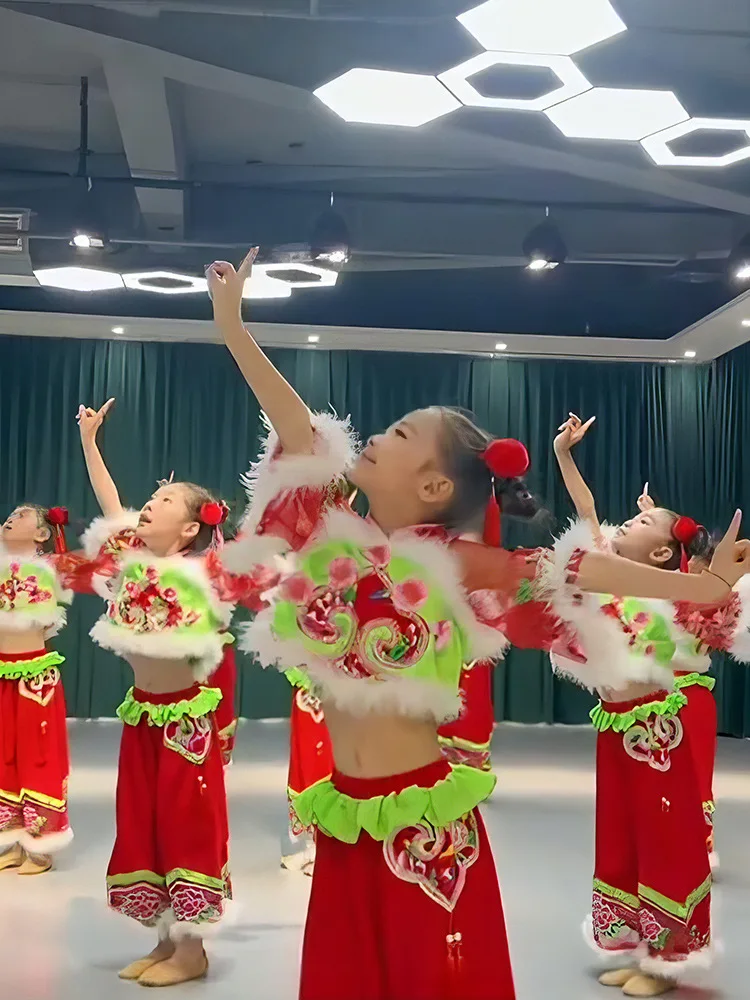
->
[2, 0, 750, 354]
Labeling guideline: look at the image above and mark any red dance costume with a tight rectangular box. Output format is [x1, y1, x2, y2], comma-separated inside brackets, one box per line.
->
[675, 671, 718, 863]
[285, 670, 333, 838]
[211, 642, 238, 766]
[439, 660, 494, 771]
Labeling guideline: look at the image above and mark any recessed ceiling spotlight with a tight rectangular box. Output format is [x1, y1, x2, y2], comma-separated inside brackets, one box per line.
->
[34, 266, 125, 292]
[111, 326, 125, 335]
[308, 335, 320, 344]
[684, 350, 697, 359]
[311, 199, 350, 265]
[523, 214, 567, 271]
[69, 231, 106, 250]
[313, 68, 460, 127]
[727, 235, 750, 282]
[495, 342, 508, 351]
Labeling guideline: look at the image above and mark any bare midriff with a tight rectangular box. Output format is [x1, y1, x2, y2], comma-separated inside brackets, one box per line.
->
[323, 703, 442, 779]
[0, 627, 48, 656]
[126, 654, 198, 695]
[597, 679, 669, 704]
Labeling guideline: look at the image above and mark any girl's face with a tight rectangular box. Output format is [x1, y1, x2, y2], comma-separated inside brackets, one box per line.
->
[349, 409, 455, 529]
[136, 484, 200, 556]
[612, 507, 676, 567]
[1, 507, 49, 553]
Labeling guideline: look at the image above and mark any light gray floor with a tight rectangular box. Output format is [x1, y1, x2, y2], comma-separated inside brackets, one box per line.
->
[1, 722, 748, 999]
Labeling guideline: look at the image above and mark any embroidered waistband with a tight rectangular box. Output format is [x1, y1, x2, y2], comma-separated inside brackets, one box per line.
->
[591, 689, 688, 733]
[117, 686, 222, 727]
[0, 649, 64, 680]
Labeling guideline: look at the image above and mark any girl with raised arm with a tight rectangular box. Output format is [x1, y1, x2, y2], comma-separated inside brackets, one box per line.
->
[0, 502, 72, 874]
[74, 399, 274, 987]
[207, 251, 747, 1000]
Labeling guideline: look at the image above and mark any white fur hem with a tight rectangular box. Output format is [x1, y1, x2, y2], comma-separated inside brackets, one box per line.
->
[218, 531, 289, 575]
[582, 916, 644, 968]
[639, 945, 715, 983]
[20, 827, 73, 855]
[709, 851, 720, 873]
[90, 619, 223, 681]
[0, 829, 21, 850]
[81, 510, 140, 558]
[0, 605, 68, 640]
[158, 898, 239, 941]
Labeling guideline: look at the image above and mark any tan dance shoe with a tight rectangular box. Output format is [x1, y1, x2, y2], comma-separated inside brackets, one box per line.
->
[621, 974, 674, 997]
[0, 844, 24, 871]
[17, 852, 52, 875]
[137, 950, 209, 987]
[598, 968, 638, 987]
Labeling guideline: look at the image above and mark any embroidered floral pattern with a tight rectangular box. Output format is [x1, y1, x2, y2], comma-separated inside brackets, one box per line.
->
[383, 812, 480, 912]
[0, 563, 53, 611]
[591, 890, 640, 950]
[170, 880, 225, 926]
[674, 591, 741, 653]
[0, 801, 21, 834]
[108, 565, 201, 633]
[622, 715, 684, 771]
[295, 686, 325, 724]
[439, 742, 491, 771]
[18, 667, 60, 707]
[108, 880, 169, 926]
[163, 715, 212, 765]
[639, 908, 671, 952]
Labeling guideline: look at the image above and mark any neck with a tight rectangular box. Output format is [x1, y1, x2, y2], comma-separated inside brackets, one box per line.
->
[3, 542, 39, 558]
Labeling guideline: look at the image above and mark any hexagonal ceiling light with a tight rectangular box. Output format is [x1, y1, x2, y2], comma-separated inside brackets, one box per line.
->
[34, 266, 125, 292]
[439, 51, 590, 111]
[546, 87, 689, 140]
[456, 0, 626, 56]
[641, 118, 750, 167]
[313, 68, 461, 127]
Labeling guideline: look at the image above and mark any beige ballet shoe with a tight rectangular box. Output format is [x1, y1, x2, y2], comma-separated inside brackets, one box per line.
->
[622, 974, 674, 997]
[137, 951, 208, 987]
[0, 844, 24, 871]
[598, 968, 638, 987]
[119, 958, 165, 981]
[17, 853, 52, 875]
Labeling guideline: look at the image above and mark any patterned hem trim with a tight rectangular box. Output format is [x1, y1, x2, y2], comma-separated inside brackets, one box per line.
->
[590, 691, 688, 733]
[116, 686, 222, 727]
[0, 650, 65, 680]
[107, 867, 231, 929]
[639, 875, 712, 923]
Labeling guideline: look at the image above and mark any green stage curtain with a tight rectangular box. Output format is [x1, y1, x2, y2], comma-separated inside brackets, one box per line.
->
[1, 335, 748, 734]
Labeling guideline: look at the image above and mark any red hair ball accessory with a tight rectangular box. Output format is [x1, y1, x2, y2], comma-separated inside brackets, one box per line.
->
[200, 501, 228, 526]
[481, 438, 530, 480]
[672, 516, 699, 546]
[45, 506, 69, 555]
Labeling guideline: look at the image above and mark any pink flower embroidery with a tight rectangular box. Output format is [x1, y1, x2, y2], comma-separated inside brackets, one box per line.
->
[468, 589, 506, 629]
[393, 579, 429, 611]
[328, 557, 358, 591]
[433, 620, 453, 651]
[364, 545, 390, 569]
[280, 573, 316, 606]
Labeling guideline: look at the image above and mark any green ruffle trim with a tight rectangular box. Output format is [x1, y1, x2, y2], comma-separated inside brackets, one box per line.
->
[674, 672, 715, 693]
[590, 690, 688, 733]
[290, 764, 496, 844]
[0, 650, 64, 680]
[284, 667, 315, 693]
[117, 686, 222, 727]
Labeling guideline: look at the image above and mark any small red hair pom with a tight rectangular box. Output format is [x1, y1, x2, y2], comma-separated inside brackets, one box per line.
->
[672, 516, 699, 546]
[481, 438, 530, 480]
[46, 507, 69, 527]
[200, 501, 225, 526]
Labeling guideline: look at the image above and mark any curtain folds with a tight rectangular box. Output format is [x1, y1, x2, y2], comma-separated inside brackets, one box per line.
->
[1, 334, 747, 734]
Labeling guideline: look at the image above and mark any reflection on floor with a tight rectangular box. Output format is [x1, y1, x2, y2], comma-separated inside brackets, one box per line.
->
[0, 721, 747, 999]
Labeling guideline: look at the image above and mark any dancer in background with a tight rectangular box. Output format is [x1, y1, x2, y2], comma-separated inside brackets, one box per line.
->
[0, 503, 73, 874]
[73, 399, 274, 987]
[207, 251, 745, 1000]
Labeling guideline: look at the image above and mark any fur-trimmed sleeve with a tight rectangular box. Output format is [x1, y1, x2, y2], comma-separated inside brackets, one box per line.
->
[674, 576, 750, 663]
[80, 510, 141, 559]
[221, 412, 359, 574]
[203, 549, 280, 612]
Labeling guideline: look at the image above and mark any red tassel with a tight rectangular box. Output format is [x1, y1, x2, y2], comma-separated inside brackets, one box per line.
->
[680, 545, 689, 573]
[483, 492, 502, 547]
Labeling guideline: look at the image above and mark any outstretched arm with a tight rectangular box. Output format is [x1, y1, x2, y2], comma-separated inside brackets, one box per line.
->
[77, 399, 123, 518]
[207, 250, 314, 456]
[553, 413, 602, 542]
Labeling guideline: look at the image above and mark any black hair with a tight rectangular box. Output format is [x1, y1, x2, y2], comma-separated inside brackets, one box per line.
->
[661, 509, 713, 572]
[175, 482, 226, 554]
[16, 503, 55, 554]
[426, 407, 540, 535]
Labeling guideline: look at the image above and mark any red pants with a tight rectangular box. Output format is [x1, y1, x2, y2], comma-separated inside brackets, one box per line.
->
[0, 650, 71, 854]
[676, 676, 717, 858]
[439, 661, 494, 771]
[288, 686, 333, 839]
[210, 644, 237, 766]
[107, 686, 231, 937]
[300, 759, 515, 1000]
[590, 692, 712, 980]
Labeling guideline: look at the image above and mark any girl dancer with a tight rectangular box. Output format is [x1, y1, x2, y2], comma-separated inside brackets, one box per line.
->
[207, 251, 745, 1000]
[0, 503, 72, 874]
[535, 412, 746, 996]
[74, 399, 273, 987]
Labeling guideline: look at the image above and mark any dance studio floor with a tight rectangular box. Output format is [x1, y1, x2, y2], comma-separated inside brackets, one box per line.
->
[1, 722, 748, 1000]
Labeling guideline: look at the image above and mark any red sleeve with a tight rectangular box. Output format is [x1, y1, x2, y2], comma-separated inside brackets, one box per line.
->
[673, 591, 742, 653]
[204, 549, 279, 611]
[255, 481, 347, 554]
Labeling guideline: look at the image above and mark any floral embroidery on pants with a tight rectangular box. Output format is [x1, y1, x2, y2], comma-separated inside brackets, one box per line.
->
[591, 887, 641, 951]
[622, 715, 683, 771]
[163, 715, 212, 765]
[383, 812, 480, 912]
[18, 667, 60, 708]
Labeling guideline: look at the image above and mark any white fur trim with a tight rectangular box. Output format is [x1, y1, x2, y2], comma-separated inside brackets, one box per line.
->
[90, 619, 224, 682]
[582, 916, 644, 968]
[727, 575, 750, 664]
[80, 510, 140, 558]
[639, 944, 715, 983]
[0, 829, 21, 850]
[709, 851, 720, 873]
[20, 827, 73, 855]
[538, 519, 677, 692]
[218, 531, 289, 576]
[236, 411, 359, 539]
[0, 605, 68, 639]
[165, 899, 239, 941]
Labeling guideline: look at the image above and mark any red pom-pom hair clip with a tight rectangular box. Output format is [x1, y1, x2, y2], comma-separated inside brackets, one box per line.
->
[480, 439, 531, 547]
[45, 506, 69, 554]
[200, 500, 230, 550]
[672, 515, 701, 573]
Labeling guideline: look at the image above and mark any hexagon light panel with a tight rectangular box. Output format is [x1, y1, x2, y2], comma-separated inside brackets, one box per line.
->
[546, 88, 689, 141]
[439, 52, 590, 112]
[456, 0, 626, 56]
[313, 68, 461, 127]
[641, 118, 750, 167]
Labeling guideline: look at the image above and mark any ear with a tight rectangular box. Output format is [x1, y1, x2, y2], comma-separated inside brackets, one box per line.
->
[650, 545, 673, 566]
[183, 521, 201, 542]
[418, 472, 454, 509]
[33, 525, 51, 545]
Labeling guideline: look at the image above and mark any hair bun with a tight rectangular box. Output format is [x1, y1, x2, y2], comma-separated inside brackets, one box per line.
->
[672, 515, 699, 545]
[481, 438, 530, 480]
[46, 506, 69, 527]
[200, 501, 227, 526]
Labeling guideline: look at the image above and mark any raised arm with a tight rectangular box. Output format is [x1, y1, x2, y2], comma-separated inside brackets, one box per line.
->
[77, 399, 123, 518]
[553, 413, 602, 543]
[207, 250, 314, 456]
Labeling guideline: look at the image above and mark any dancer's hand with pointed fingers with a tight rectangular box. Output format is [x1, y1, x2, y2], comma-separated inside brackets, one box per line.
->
[206, 247, 259, 330]
[553, 412, 596, 455]
[637, 482, 655, 513]
[76, 398, 114, 443]
[707, 511, 750, 595]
